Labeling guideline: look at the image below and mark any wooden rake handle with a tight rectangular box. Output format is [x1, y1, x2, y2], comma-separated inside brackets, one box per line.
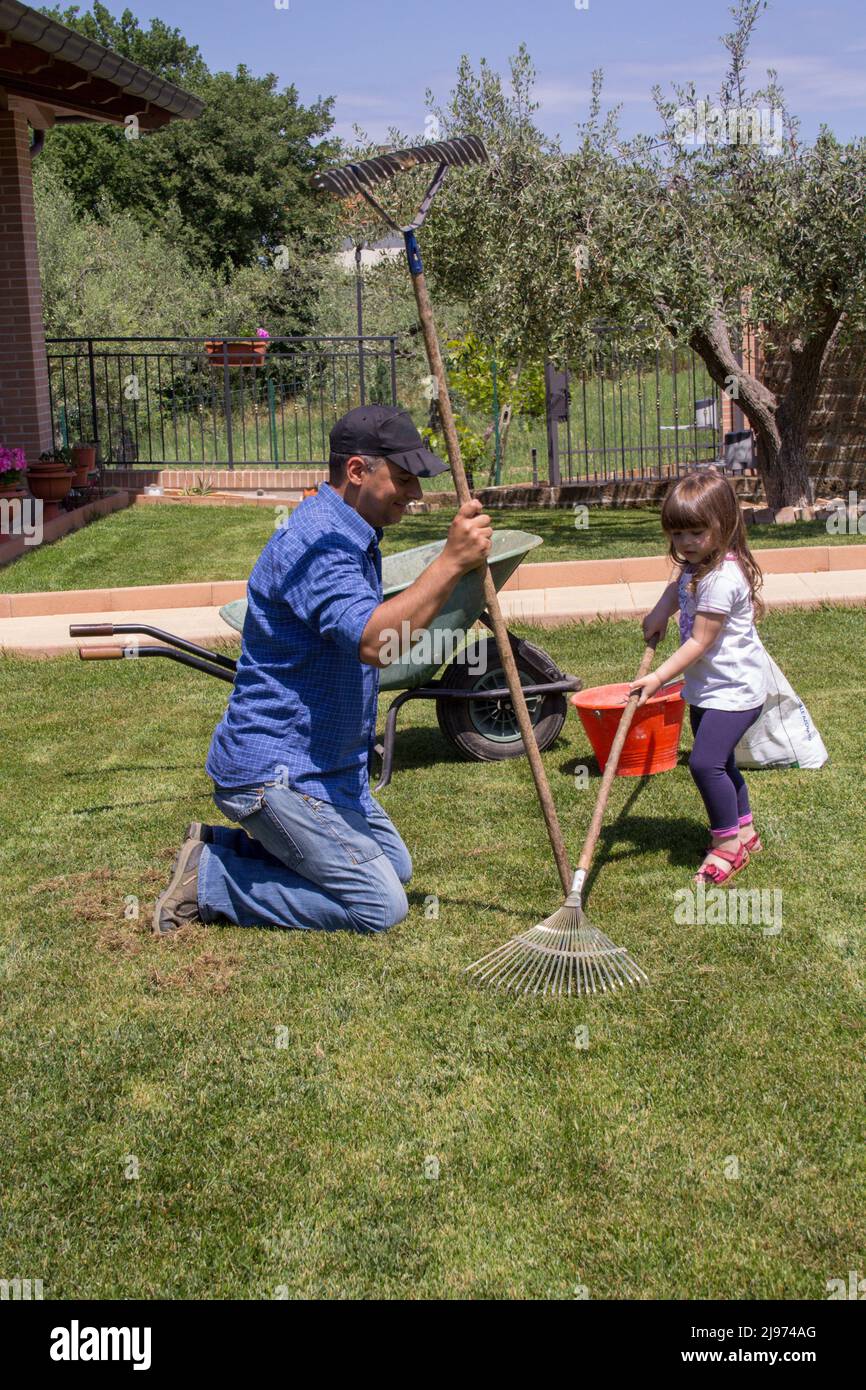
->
[576, 638, 659, 877]
[409, 265, 573, 895]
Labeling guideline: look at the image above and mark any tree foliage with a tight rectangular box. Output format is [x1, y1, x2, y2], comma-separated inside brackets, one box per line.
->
[38, 3, 341, 331]
[421, 3, 866, 507]
[34, 162, 275, 338]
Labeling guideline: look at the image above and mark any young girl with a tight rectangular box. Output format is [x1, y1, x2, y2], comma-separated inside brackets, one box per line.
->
[629, 468, 768, 885]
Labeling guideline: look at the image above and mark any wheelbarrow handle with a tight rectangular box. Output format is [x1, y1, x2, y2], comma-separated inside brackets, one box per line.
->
[77, 642, 235, 682]
[70, 623, 115, 637]
[69, 622, 236, 672]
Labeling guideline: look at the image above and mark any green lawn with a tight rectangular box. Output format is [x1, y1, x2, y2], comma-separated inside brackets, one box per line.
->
[1, 501, 862, 593]
[1, 607, 863, 1298]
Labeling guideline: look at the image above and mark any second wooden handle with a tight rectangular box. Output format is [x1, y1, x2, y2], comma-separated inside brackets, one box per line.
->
[577, 640, 659, 876]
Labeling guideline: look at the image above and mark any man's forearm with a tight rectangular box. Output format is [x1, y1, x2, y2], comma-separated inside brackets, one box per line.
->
[360, 552, 467, 666]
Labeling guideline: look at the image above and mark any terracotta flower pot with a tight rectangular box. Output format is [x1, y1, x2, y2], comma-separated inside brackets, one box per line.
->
[72, 445, 97, 485]
[0, 468, 28, 501]
[205, 340, 268, 368]
[28, 464, 74, 517]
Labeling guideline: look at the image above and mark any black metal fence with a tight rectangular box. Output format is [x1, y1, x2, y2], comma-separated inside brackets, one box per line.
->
[46, 331, 723, 481]
[46, 335, 399, 468]
[545, 337, 723, 483]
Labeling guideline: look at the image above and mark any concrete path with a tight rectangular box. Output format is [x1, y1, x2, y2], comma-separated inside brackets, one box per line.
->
[0, 606, 233, 656]
[499, 567, 866, 626]
[3, 566, 865, 656]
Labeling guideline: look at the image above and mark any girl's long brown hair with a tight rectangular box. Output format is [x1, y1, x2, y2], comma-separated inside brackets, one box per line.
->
[661, 468, 764, 618]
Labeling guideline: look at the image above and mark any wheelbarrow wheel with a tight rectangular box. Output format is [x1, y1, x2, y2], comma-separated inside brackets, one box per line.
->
[435, 636, 567, 762]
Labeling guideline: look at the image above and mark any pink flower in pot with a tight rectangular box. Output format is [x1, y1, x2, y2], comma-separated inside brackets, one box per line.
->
[0, 444, 28, 495]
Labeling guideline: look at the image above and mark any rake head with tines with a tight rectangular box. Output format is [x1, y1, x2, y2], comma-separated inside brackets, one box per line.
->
[310, 136, 488, 203]
[464, 870, 649, 997]
[465, 641, 658, 998]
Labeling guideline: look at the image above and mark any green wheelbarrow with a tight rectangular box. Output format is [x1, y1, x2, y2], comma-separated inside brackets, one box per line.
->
[71, 529, 582, 789]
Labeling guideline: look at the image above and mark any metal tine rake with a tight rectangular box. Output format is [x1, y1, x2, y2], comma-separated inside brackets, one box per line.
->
[311, 137, 580, 942]
[465, 642, 658, 997]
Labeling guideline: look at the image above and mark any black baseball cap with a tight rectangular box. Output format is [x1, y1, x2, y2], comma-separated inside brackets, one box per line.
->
[330, 405, 449, 478]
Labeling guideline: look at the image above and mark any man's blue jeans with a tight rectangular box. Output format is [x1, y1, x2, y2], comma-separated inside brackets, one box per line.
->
[197, 782, 412, 933]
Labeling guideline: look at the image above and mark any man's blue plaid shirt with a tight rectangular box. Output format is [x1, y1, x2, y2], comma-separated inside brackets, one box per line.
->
[206, 482, 383, 812]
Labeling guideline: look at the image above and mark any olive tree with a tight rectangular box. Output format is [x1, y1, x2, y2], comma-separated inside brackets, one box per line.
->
[422, 2, 866, 510]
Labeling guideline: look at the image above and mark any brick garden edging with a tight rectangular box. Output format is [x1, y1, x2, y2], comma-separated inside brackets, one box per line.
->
[0, 489, 131, 569]
[0, 578, 246, 620]
[102, 467, 328, 493]
[134, 493, 299, 510]
[94, 459, 866, 512]
[503, 544, 866, 591]
[5, 544, 864, 620]
[415, 476, 767, 511]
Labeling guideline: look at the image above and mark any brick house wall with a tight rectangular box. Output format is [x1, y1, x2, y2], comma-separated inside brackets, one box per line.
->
[760, 333, 866, 473]
[719, 288, 866, 482]
[0, 109, 53, 466]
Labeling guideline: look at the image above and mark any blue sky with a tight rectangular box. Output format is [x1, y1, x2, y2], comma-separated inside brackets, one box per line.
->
[105, 0, 866, 145]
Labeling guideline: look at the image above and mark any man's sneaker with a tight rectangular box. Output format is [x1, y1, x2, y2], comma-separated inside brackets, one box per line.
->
[164, 822, 213, 881]
[152, 840, 204, 935]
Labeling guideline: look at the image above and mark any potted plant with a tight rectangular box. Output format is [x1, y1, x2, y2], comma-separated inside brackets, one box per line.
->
[0, 444, 28, 500]
[28, 446, 75, 513]
[71, 439, 97, 485]
[205, 326, 269, 368]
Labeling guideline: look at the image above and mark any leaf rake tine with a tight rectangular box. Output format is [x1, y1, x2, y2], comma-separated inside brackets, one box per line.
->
[501, 935, 545, 995]
[499, 946, 529, 995]
[468, 938, 526, 991]
[549, 921, 571, 996]
[589, 933, 619, 994]
[574, 933, 591, 996]
[501, 929, 554, 994]
[465, 948, 511, 990]
[553, 929, 574, 997]
[581, 935, 598, 996]
[527, 924, 570, 996]
[501, 930, 554, 996]
[530, 933, 562, 997]
[601, 939, 630, 992]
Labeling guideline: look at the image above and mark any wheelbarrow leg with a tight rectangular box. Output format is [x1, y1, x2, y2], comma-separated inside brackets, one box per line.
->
[375, 686, 436, 795]
[373, 689, 425, 792]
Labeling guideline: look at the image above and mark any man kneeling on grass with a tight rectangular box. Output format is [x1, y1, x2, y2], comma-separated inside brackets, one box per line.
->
[152, 404, 492, 935]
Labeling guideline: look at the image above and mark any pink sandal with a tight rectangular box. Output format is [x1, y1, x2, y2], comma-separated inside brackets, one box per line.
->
[694, 843, 750, 885]
[704, 831, 762, 856]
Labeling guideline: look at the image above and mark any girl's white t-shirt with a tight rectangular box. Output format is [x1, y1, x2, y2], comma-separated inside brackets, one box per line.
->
[677, 557, 768, 710]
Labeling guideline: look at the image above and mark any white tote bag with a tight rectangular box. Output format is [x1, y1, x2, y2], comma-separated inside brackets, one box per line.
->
[735, 649, 828, 770]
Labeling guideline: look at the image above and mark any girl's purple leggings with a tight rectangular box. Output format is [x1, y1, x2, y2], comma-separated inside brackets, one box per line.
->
[688, 704, 764, 838]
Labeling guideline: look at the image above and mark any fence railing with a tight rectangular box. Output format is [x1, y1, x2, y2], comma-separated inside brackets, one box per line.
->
[46, 335, 399, 468]
[545, 338, 723, 483]
[46, 332, 723, 482]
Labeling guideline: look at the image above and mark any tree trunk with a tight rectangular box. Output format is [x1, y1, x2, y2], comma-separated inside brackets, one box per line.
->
[485, 402, 513, 484]
[754, 428, 813, 512]
[690, 305, 844, 513]
[763, 310, 845, 509]
[485, 358, 522, 484]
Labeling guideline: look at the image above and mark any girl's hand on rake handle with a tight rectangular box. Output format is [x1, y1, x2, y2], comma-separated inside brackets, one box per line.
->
[628, 672, 662, 707]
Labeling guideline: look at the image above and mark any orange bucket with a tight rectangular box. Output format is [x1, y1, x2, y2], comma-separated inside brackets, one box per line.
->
[570, 681, 686, 776]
